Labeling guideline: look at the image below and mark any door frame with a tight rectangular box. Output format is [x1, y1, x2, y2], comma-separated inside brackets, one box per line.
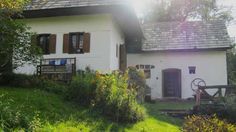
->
[162, 68, 182, 98]
[119, 44, 127, 71]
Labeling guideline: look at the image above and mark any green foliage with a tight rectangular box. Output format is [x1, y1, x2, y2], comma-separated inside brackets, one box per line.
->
[183, 115, 236, 132]
[0, 73, 33, 87]
[0, 0, 29, 9]
[193, 104, 228, 117]
[128, 67, 146, 102]
[0, 88, 183, 131]
[40, 121, 90, 132]
[0, 0, 42, 74]
[227, 52, 236, 85]
[0, 73, 67, 94]
[66, 70, 97, 106]
[65, 68, 146, 122]
[193, 94, 236, 123]
[95, 71, 146, 123]
[0, 94, 42, 131]
[225, 94, 236, 123]
[144, 0, 233, 23]
[36, 78, 67, 95]
[28, 112, 42, 132]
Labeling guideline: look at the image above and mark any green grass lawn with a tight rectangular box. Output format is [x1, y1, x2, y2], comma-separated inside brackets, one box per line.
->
[0, 87, 194, 131]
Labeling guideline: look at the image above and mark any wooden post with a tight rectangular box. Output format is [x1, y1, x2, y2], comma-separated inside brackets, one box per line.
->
[219, 88, 222, 97]
[196, 89, 201, 106]
[73, 57, 76, 76]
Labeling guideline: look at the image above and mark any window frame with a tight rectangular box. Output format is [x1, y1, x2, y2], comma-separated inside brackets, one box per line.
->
[37, 34, 50, 55]
[144, 69, 151, 79]
[69, 32, 84, 54]
[189, 66, 196, 74]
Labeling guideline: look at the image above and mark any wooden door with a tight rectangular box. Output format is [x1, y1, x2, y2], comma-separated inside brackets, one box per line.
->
[162, 69, 181, 98]
[119, 44, 127, 71]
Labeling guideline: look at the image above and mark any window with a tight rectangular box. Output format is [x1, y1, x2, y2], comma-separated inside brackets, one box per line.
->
[63, 32, 90, 54]
[189, 66, 196, 74]
[144, 69, 151, 79]
[135, 65, 155, 70]
[69, 33, 84, 54]
[135, 64, 155, 79]
[38, 34, 50, 54]
[140, 65, 144, 69]
[145, 65, 150, 69]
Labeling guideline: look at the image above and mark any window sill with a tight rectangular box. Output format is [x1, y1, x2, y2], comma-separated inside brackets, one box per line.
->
[68, 53, 84, 54]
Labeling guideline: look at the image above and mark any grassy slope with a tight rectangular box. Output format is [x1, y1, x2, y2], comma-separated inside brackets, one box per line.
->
[0, 87, 193, 132]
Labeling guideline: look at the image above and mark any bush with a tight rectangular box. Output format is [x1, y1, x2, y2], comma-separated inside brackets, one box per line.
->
[0, 73, 67, 94]
[225, 94, 236, 123]
[0, 73, 34, 88]
[183, 115, 236, 132]
[36, 78, 67, 95]
[128, 67, 146, 102]
[193, 94, 236, 123]
[65, 70, 97, 106]
[193, 104, 228, 117]
[95, 71, 146, 123]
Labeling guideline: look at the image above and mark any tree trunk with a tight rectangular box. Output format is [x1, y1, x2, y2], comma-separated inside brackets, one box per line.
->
[0, 54, 12, 74]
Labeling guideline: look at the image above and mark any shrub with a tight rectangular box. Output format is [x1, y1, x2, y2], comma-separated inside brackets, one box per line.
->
[225, 94, 236, 123]
[0, 73, 67, 94]
[0, 73, 33, 88]
[128, 67, 146, 102]
[65, 70, 97, 106]
[193, 104, 228, 117]
[193, 94, 236, 123]
[36, 78, 67, 95]
[183, 115, 236, 132]
[95, 71, 146, 123]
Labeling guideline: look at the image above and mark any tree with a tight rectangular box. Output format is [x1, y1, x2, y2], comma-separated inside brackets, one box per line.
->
[0, 0, 42, 74]
[0, 0, 27, 9]
[143, 0, 233, 23]
[227, 45, 236, 85]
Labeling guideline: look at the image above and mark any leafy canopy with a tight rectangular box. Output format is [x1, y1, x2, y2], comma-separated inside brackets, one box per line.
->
[143, 0, 233, 23]
[0, 0, 42, 73]
[0, 0, 28, 9]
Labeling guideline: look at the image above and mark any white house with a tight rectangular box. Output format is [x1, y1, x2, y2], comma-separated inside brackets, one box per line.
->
[16, 0, 142, 74]
[16, 0, 232, 99]
[127, 21, 232, 99]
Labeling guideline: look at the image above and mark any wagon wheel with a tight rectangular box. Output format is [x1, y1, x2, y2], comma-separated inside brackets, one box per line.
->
[191, 78, 206, 93]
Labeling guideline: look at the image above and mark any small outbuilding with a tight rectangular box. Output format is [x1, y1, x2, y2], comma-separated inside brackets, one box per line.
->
[128, 21, 232, 99]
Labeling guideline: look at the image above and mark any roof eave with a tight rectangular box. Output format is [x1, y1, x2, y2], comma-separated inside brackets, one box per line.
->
[23, 5, 143, 38]
[141, 46, 233, 52]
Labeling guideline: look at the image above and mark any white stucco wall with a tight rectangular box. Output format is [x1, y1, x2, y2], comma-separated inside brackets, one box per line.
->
[127, 50, 228, 99]
[15, 14, 124, 74]
[110, 18, 125, 70]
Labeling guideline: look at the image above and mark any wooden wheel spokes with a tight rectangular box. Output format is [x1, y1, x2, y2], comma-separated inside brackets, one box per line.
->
[191, 78, 206, 93]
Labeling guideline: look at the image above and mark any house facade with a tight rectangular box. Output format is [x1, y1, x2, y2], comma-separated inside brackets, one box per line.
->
[16, 0, 142, 74]
[16, 0, 232, 99]
[127, 22, 232, 99]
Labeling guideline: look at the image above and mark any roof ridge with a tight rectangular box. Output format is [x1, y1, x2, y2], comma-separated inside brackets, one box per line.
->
[142, 20, 225, 26]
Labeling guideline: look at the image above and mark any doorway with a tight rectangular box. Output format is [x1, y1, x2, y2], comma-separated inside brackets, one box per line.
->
[162, 69, 181, 98]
